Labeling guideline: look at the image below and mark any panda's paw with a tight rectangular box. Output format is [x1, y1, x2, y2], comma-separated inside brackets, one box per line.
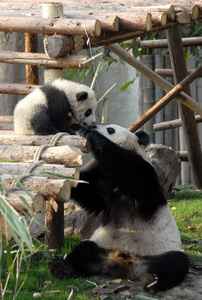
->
[79, 128, 106, 151]
[49, 256, 74, 280]
[141, 273, 159, 294]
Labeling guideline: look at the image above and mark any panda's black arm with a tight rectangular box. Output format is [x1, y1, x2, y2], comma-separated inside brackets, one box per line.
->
[85, 131, 166, 205]
[70, 166, 108, 215]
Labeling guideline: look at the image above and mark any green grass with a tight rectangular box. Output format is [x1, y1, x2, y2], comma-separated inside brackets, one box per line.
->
[168, 185, 202, 263]
[1, 185, 201, 299]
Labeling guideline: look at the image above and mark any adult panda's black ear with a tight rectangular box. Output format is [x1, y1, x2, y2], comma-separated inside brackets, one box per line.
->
[77, 92, 88, 101]
[135, 131, 150, 146]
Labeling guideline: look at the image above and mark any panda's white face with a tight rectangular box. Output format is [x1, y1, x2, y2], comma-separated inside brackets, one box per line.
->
[51, 79, 97, 127]
[94, 124, 150, 162]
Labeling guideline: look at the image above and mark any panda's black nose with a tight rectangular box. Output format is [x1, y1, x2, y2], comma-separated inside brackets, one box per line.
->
[91, 125, 97, 129]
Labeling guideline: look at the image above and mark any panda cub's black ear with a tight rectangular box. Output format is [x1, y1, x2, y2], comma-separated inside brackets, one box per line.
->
[135, 131, 150, 146]
[77, 92, 88, 101]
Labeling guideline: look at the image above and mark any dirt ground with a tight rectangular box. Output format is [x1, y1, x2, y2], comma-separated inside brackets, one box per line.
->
[162, 269, 202, 300]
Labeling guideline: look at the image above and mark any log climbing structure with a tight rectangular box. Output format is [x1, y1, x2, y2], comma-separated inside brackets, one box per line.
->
[0, 0, 202, 248]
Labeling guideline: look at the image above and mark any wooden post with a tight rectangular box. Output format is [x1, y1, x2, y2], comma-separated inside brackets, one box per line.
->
[43, 2, 65, 83]
[45, 199, 64, 250]
[25, 33, 39, 84]
[167, 26, 202, 190]
[154, 54, 164, 144]
[142, 55, 155, 142]
[138, 56, 144, 127]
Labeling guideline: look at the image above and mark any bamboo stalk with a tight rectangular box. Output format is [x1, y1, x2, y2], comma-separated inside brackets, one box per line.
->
[107, 44, 202, 117]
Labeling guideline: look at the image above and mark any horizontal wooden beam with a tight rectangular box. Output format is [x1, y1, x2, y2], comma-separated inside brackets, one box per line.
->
[0, 51, 92, 69]
[0, 83, 39, 95]
[153, 115, 202, 131]
[140, 37, 202, 49]
[155, 68, 194, 77]
[0, 16, 101, 36]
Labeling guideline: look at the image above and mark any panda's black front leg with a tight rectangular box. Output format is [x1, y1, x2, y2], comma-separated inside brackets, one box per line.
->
[79, 128, 108, 155]
[49, 241, 107, 279]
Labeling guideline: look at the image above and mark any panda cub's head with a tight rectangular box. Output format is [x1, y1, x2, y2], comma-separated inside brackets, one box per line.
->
[52, 79, 97, 127]
[90, 124, 150, 162]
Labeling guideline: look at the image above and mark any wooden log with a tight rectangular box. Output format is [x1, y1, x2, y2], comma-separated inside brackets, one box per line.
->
[0, 115, 14, 130]
[6, 191, 45, 213]
[176, 11, 191, 24]
[0, 83, 39, 95]
[167, 26, 202, 190]
[154, 115, 202, 131]
[151, 12, 168, 27]
[107, 44, 202, 117]
[25, 33, 39, 84]
[173, 4, 199, 21]
[0, 115, 13, 123]
[140, 37, 202, 49]
[0, 51, 92, 69]
[0, 145, 82, 167]
[0, 161, 79, 182]
[44, 35, 74, 58]
[127, 64, 202, 132]
[155, 69, 194, 77]
[0, 16, 101, 36]
[119, 13, 152, 31]
[100, 16, 119, 32]
[1, 174, 71, 202]
[0, 122, 13, 131]
[0, 132, 87, 152]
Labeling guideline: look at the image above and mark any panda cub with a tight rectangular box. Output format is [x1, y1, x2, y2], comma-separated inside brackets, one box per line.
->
[49, 124, 190, 294]
[14, 79, 97, 135]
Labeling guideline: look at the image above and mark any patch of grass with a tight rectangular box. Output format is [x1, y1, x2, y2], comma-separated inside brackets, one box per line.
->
[0, 237, 98, 299]
[168, 185, 202, 263]
[1, 185, 201, 299]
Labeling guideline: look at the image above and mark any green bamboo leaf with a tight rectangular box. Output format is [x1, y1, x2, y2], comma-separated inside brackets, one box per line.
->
[0, 196, 32, 250]
[66, 69, 77, 80]
[11, 174, 34, 200]
[6, 243, 14, 277]
[39, 171, 88, 183]
[19, 196, 46, 230]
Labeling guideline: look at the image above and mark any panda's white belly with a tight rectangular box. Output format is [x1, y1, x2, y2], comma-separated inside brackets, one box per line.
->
[90, 205, 181, 256]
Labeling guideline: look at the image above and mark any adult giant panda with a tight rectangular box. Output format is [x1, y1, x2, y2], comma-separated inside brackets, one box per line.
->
[49, 124, 190, 294]
[14, 79, 97, 135]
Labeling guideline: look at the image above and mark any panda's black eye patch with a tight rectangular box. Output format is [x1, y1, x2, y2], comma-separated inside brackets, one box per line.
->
[107, 127, 115, 134]
[85, 109, 92, 117]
